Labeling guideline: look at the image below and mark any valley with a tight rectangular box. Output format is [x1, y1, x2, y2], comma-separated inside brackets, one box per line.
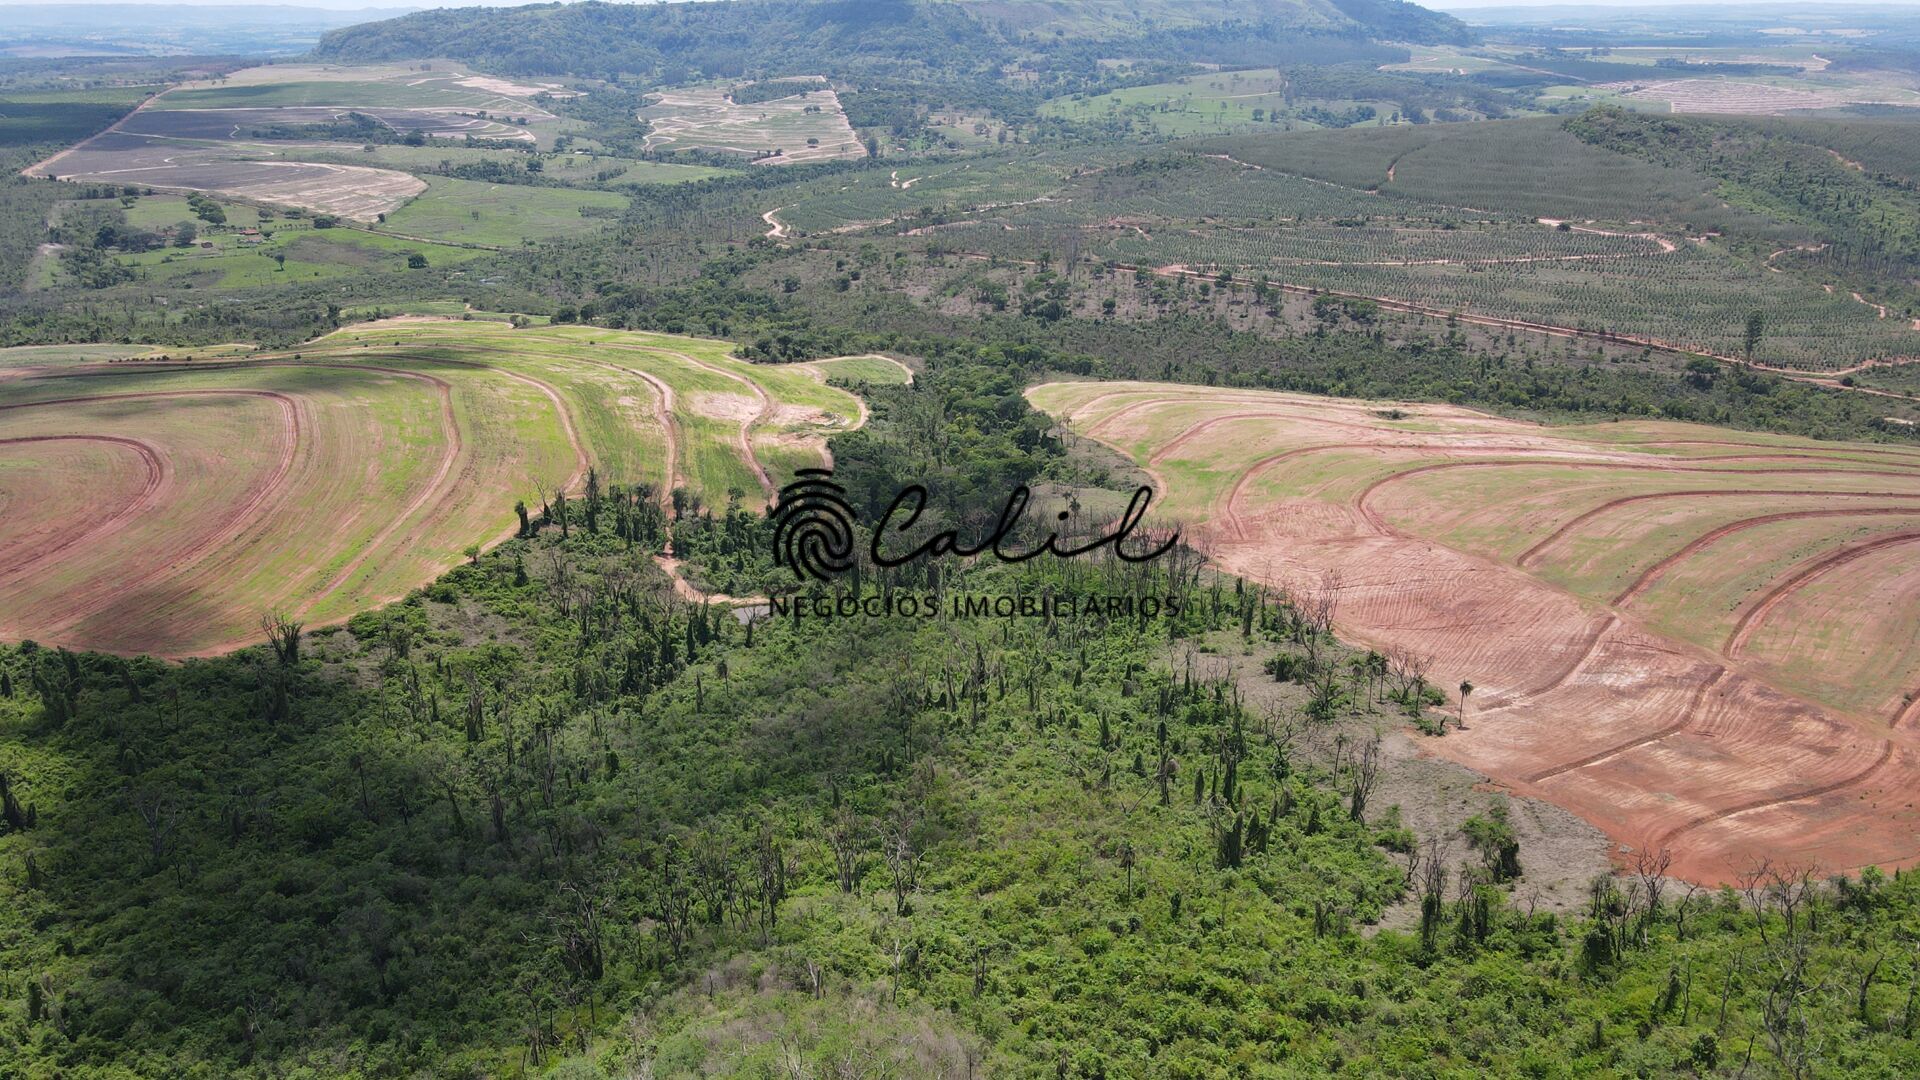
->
[4, 0, 1920, 1075]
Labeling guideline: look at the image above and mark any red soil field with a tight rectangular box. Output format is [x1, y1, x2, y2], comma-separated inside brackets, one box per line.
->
[1032, 381, 1920, 883]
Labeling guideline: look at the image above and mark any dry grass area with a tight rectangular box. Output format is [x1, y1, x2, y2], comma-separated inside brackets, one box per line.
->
[1033, 379, 1920, 882]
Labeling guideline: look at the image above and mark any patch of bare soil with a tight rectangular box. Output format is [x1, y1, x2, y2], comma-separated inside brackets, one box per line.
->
[690, 392, 760, 423]
[1183, 634, 1612, 920]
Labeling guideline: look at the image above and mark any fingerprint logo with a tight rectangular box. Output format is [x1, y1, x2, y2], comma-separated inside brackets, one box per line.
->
[771, 469, 859, 582]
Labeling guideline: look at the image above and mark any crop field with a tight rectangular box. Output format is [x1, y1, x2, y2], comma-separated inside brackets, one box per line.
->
[23, 63, 583, 223]
[1033, 379, 1920, 882]
[768, 151, 1079, 234]
[127, 225, 487, 288]
[1196, 119, 1765, 227]
[300, 144, 733, 185]
[1040, 67, 1397, 135]
[799, 353, 913, 385]
[638, 83, 864, 164]
[32, 130, 429, 221]
[1380, 50, 1525, 76]
[374, 175, 628, 246]
[120, 105, 537, 143]
[1609, 78, 1863, 115]
[0, 344, 157, 369]
[0, 85, 148, 147]
[150, 61, 569, 117]
[33, 192, 486, 290]
[0, 321, 865, 656]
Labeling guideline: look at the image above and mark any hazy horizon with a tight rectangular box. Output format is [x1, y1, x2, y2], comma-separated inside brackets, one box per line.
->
[2, 0, 1918, 9]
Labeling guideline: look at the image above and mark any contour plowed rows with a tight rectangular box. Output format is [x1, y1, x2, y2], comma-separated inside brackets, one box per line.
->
[0, 321, 864, 657]
[1030, 380, 1920, 882]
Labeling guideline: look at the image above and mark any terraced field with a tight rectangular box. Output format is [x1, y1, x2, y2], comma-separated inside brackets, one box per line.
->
[638, 82, 863, 164]
[1033, 380, 1920, 882]
[0, 322, 864, 656]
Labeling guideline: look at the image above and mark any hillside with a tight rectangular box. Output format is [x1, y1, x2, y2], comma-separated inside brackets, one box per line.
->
[310, 0, 1471, 79]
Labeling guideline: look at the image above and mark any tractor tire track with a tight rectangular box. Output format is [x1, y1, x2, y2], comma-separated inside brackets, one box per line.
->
[1527, 668, 1727, 783]
[2, 389, 302, 634]
[1517, 489, 1920, 570]
[1614, 507, 1920, 607]
[1893, 692, 1920, 730]
[1357, 458, 1920, 537]
[1723, 531, 1920, 658]
[0, 434, 170, 589]
[654, 347, 776, 501]
[1653, 739, 1896, 850]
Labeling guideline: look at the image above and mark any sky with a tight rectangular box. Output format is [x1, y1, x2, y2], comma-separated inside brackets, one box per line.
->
[1, 0, 1916, 10]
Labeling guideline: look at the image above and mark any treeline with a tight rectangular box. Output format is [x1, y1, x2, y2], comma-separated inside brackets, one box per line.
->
[501, 230, 1920, 443]
[728, 77, 829, 106]
[0, 268, 534, 349]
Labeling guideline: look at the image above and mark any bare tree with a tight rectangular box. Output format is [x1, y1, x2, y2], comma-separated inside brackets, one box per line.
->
[827, 804, 864, 892]
[1760, 936, 1824, 1079]
[1632, 845, 1674, 944]
[1417, 836, 1451, 952]
[1384, 644, 1433, 706]
[1347, 735, 1381, 822]
[880, 800, 924, 916]
[260, 611, 302, 667]
[130, 786, 180, 868]
[1301, 570, 1341, 637]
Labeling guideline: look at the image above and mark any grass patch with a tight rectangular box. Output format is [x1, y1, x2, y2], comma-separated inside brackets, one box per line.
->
[376, 175, 628, 246]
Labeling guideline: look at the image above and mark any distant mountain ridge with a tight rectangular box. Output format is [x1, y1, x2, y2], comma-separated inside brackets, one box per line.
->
[311, 0, 1472, 80]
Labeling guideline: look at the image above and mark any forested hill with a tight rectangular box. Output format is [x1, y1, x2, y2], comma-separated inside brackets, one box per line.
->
[311, 0, 1471, 80]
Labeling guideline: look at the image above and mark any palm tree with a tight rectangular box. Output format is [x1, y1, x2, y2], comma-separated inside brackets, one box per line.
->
[1457, 680, 1474, 731]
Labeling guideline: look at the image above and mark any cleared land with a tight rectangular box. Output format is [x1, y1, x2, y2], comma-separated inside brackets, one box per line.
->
[799, 353, 914, 385]
[33, 126, 430, 223]
[1034, 380, 1920, 883]
[1605, 76, 1920, 115]
[639, 82, 863, 164]
[23, 63, 594, 223]
[152, 62, 571, 113]
[0, 322, 865, 656]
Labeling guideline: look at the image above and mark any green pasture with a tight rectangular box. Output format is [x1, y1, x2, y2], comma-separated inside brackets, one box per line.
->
[376, 176, 628, 246]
